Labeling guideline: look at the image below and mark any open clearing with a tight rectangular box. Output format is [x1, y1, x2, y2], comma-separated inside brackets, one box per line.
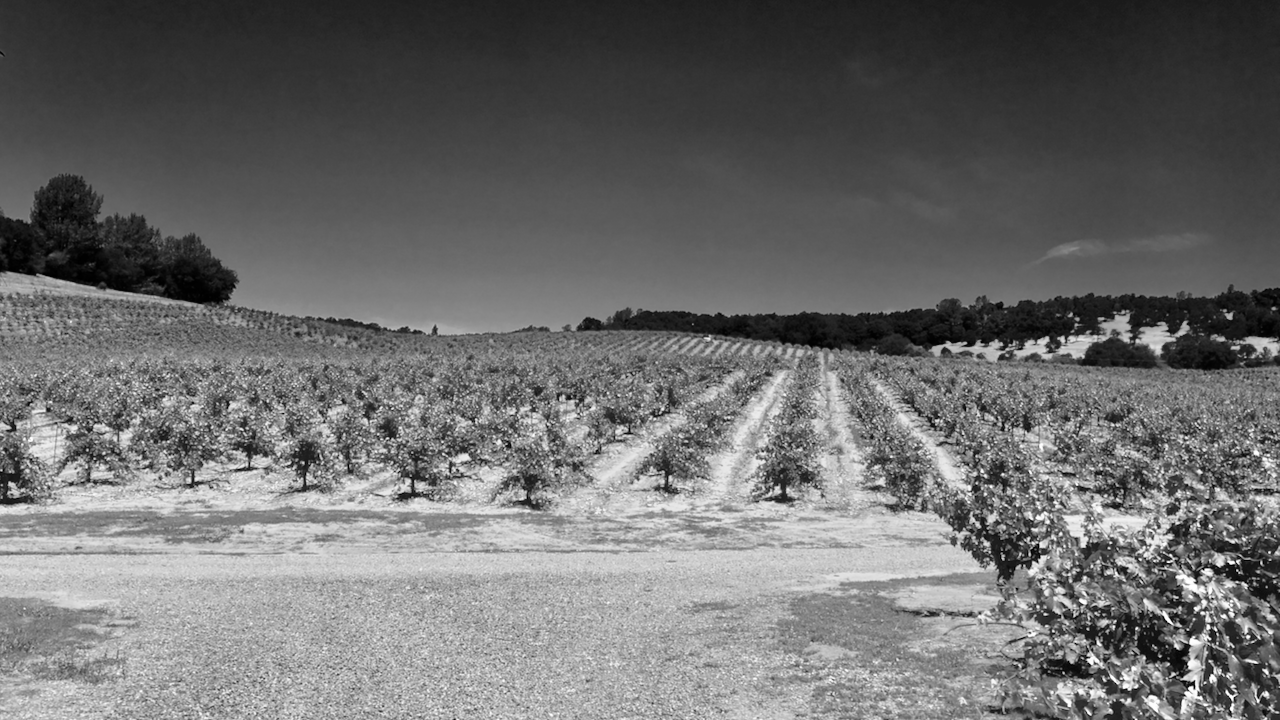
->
[0, 510, 994, 720]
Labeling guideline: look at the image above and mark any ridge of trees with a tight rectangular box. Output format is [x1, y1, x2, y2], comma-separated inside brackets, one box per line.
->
[0, 174, 238, 304]
[579, 287, 1280, 354]
[305, 316, 427, 336]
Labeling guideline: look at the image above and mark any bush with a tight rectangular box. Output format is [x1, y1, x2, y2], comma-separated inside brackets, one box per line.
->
[875, 334, 918, 356]
[1081, 337, 1158, 368]
[998, 502, 1280, 719]
[1162, 334, 1239, 370]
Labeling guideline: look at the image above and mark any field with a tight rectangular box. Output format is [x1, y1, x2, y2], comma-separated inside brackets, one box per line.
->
[2, 285, 1279, 718]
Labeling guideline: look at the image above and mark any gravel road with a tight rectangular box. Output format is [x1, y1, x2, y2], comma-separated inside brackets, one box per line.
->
[1, 545, 975, 719]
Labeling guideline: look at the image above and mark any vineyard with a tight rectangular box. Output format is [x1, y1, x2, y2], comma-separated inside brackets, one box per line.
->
[4, 287, 1280, 717]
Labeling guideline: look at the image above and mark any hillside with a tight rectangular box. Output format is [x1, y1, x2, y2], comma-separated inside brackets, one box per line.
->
[0, 272, 197, 306]
[0, 272, 817, 362]
[928, 311, 1280, 363]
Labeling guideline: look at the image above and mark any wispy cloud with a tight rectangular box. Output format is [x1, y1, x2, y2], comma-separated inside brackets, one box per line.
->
[890, 191, 956, 223]
[1028, 233, 1211, 266]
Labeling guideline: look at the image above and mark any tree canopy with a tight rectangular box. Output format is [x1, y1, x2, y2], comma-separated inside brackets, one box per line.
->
[3, 174, 240, 304]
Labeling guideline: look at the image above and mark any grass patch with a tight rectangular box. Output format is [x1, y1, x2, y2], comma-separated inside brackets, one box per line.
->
[776, 572, 1021, 719]
[0, 597, 128, 684]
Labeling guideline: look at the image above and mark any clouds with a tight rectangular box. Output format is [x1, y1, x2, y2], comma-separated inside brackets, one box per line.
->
[890, 191, 956, 223]
[1030, 233, 1211, 265]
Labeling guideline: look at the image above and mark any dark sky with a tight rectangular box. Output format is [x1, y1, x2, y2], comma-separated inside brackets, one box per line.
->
[3, 1, 1278, 332]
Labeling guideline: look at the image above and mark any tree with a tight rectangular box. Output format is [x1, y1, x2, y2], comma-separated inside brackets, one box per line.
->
[30, 174, 103, 280]
[751, 421, 822, 502]
[1162, 334, 1239, 370]
[431, 324, 438, 336]
[158, 234, 239, 303]
[576, 317, 604, 332]
[1081, 337, 1157, 368]
[99, 213, 162, 292]
[0, 216, 42, 274]
[638, 425, 710, 493]
[491, 435, 584, 508]
[224, 405, 277, 470]
[0, 430, 52, 502]
[137, 408, 223, 487]
[284, 430, 331, 491]
[329, 404, 373, 474]
[875, 333, 918, 356]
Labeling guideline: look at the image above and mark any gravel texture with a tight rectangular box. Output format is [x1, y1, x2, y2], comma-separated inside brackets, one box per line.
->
[0, 546, 974, 719]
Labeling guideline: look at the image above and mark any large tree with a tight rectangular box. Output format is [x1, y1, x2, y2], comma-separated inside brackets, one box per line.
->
[30, 174, 104, 280]
[99, 213, 163, 292]
[158, 233, 239, 303]
[0, 217, 43, 274]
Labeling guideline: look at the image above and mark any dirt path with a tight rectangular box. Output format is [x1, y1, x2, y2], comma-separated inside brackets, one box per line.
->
[813, 357, 876, 509]
[692, 369, 791, 509]
[560, 371, 745, 514]
[866, 377, 968, 490]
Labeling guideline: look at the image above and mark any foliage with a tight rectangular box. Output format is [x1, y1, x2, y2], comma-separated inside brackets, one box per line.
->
[1082, 337, 1158, 368]
[1163, 335, 1239, 370]
[59, 425, 132, 485]
[135, 407, 223, 487]
[224, 405, 278, 469]
[12, 174, 239, 303]
[284, 431, 332, 492]
[0, 430, 53, 502]
[30, 174, 103, 267]
[157, 234, 238, 303]
[996, 502, 1280, 719]
[492, 435, 584, 508]
[935, 433, 1072, 582]
[0, 217, 43, 274]
[329, 404, 373, 474]
[751, 356, 823, 502]
[639, 425, 711, 493]
[376, 402, 453, 498]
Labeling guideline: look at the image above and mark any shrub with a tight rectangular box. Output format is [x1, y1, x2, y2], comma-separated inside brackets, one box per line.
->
[997, 502, 1280, 719]
[1081, 337, 1158, 368]
[0, 431, 53, 502]
[1162, 334, 1239, 370]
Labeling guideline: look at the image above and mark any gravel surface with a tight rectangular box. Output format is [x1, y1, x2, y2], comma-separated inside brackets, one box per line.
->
[0, 546, 975, 719]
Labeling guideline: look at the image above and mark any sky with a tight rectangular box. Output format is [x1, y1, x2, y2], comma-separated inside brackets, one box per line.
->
[2, 1, 1278, 333]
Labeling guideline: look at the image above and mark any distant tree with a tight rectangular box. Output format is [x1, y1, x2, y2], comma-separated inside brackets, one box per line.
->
[874, 333, 917, 356]
[576, 317, 604, 332]
[99, 213, 162, 292]
[431, 324, 438, 336]
[1081, 337, 1158, 368]
[1162, 334, 1239, 370]
[605, 307, 634, 329]
[561, 324, 572, 332]
[158, 234, 239, 303]
[30, 174, 103, 280]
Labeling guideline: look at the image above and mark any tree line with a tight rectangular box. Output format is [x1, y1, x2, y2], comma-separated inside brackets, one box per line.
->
[0, 174, 238, 303]
[578, 287, 1280, 354]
